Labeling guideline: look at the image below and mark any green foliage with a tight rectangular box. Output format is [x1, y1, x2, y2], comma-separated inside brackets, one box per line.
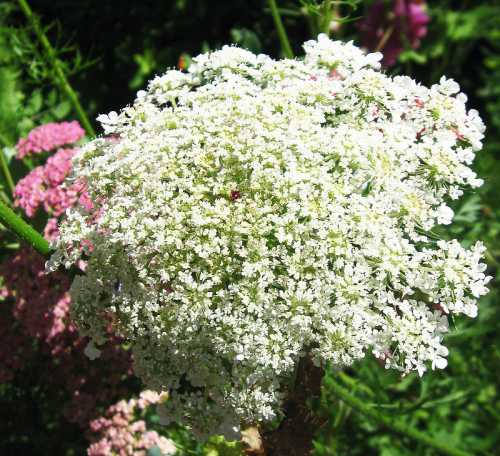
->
[300, 0, 362, 36]
[230, 27, 262, 54]
[203, 436, 243, 456]
[0, 4, 83, 147]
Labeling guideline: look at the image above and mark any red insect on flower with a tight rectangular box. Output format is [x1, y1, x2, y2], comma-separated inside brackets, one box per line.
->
[230, 190, 242, 201]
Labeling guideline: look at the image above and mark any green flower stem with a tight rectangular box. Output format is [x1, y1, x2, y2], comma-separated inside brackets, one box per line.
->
[320, 0, 333, 35]
[0, 149, 15, 196]
[267, 0, 294, 58]
[0, 134, 15, 197]
[0, 191, 12, 206]
[17, 0, 96, 137]
[0, 199, 50, 257]
[325, 376, 470, 456]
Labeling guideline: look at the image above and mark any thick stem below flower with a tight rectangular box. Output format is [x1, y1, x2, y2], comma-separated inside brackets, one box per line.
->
[251, 356, 324, 456]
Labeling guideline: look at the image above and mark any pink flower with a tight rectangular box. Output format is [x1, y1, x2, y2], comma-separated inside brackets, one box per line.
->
[358, 0, 430, 66]
[87, 440, 112, 456]
[44, 217, 60, 241]
[87, 392, 176, 455]
[16, 121, 85, 158]
[14, 147, 92, 219]
[14, 167, 45, 217]
[4, 248, 72, 344]
[2, 122, 134, 436]
[44, 147, 77, 186]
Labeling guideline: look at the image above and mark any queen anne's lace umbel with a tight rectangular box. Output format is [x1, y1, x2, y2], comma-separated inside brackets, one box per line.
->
[51, 35, 490, 437]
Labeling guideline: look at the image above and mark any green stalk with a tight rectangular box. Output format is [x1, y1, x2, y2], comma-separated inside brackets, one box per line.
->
[0, 133, 15, 197]
[320, 0, 333, 35]
[0, 191, 12, 206]
[17, 0, 96, 137]
[0, 149, 15, 196]
[0, 199, 50, 257]
[267, 0, 294, 58]
[325, 376, 470, 456]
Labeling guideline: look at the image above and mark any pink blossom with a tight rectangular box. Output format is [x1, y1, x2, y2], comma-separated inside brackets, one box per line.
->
[1, 250, 131, 427]
[3, 248, 73, 345]
[44, 217, 60, 241]
[14, 147, 92, 218]
[87, 440, 112, 456]
[358, 0, 430, 66]
[14, 167, 45, 217]
[137, 391, 161, 409]
[16, 121, 85, 158]
[44, 147, 77, 186]
[87, 393, 176, 456]
[2, 121, 132, 434]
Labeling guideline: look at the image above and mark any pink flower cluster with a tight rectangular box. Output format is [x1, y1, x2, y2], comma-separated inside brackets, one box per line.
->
[88, 391, 176, 456]
[4, 248, 72, 349]
[0, 246, 70, 383]
[16, 121, 85, 159]
[1, 121, 132, 429]
[0, 247, 133, 427]
[359, 0, 430, 66]
[14, 146, 92, 237]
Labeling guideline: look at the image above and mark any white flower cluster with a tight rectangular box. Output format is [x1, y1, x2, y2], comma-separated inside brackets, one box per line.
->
[51, 34, 490, 437]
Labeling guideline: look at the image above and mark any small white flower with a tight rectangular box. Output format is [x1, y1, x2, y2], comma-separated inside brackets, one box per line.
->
[437, 204, 454, 225]
[96, 111, 119, 134]
[432, 356, 448, 370]
[438, 76, 460, 95]
[470, 280, 489, 298]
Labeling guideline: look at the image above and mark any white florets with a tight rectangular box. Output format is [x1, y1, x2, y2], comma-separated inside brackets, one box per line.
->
[50, 35, 490, 437]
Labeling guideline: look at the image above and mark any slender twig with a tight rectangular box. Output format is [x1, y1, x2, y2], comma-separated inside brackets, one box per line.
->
[0, 199, 50, 257]
[375, 25, 395, 52]
[16, 0, 96, 137]
[325, 376, 470, 456]
[267, 0, 294, 58]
